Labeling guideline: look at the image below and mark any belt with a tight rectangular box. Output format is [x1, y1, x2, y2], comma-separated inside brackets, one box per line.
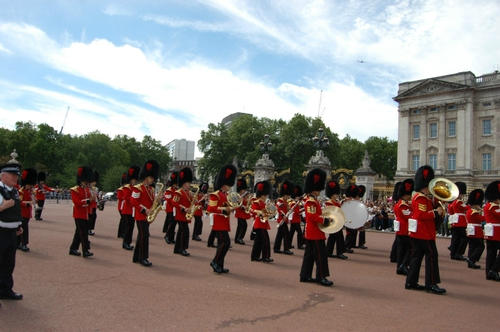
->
[211, 213, 229, 219]
[485, 223, 500, 226]
[452, 213, 466, 216]
[0, 221, 21, 228]
[467, 224, 481, 227]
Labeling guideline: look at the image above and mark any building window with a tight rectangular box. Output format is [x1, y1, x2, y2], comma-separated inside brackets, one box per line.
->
[430, 107, 438, 112]
[429, 123, 437, 138]
[412, 109, 422, 115]
[483, 119, 491, 135]
[482, 153, 492, 171]
[447, 153, 456, 170]
[447, 104, 457, 110]
[429, 154, 437, 170]
[448, 121, 456, 137]
[413, 124, 420, 139]
[412, 155, 420, 171]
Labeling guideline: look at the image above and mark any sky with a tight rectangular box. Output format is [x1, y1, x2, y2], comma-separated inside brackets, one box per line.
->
[1, 0, 499, 158]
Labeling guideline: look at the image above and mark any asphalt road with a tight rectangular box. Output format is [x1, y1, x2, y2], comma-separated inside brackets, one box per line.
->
[1, 201, 499, 332]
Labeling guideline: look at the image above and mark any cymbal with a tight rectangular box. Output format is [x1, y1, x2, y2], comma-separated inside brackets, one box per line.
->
[319, 206, 345, 234]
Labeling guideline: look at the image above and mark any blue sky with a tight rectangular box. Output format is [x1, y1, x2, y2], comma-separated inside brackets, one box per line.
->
[1, 0, 499, 157]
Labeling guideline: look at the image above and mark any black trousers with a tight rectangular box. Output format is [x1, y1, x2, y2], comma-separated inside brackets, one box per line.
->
[289, 223, 303, 248]
[133, 220, 149, 262]
[0, 228, 17, 294]
[88, 208, 97, 231]
[235, 218, 248, 242]
[326, 230, 345, 256]
[70, 218, 90, 252]
[345, 228, 357, 249]
[212, 231, 230, 268]
[450, 227, 468, 257]
[406, 238, 441, 287]
[208, 229, 217, 246]
[300, 239, 330, 280]
[193, 216, 203, 238]
[17, 217, 29, 246]
[251, 229, 271, 260]
[122, 214, 135, 246]
[35, 199, 45, 220]
[485, 240, 500, 275]
[358, 230, 366, 246]
[274, 223, 291, 252]
[174, 221, 190, 253]
[467, 238, 484, 263]
[162, 212, 173, 233]
[165, 215, 178, 242]
[117, 212, 125, 238]
[390, 236, 398, 263]
[396, 235, 411, 269]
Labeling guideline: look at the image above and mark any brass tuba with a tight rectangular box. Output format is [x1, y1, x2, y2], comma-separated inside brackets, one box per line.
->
[146, 182, 165, 223]
[428, 178, 459, 203]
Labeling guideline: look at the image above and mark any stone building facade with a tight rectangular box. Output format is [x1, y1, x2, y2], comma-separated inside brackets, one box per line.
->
[394, 71, 499, 189]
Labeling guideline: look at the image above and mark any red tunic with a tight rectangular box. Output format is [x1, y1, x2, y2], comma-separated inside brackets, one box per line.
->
[394, 199, 412, 236]
[71, 185, 90, 220]
[116, 186, 124, 213]
[324, 199, 341, 208]
[409, 192, 436, 240]
[172, 188, 192, 223]
[466, 207, 484, 239]
[19, 187, 33, 219]
[121, 185, 133, 215]
[304, 195, 326, 240]
[130, 184, 154, 221]
[484, 202, 500, 241]
[252, 198, 270, 230]
[276, 198, 289, 225]
[234, 195, 251, 219]
[35, 184, 55, 201]
[193, 193, 205, 217]
[207, 190, 230, 231]
[289, 198, 304, 224]
[164, 187, 176, 213]
[448, 199, 467, 228]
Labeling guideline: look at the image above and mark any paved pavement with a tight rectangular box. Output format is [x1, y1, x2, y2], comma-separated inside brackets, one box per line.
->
[1, 201, 499, 331]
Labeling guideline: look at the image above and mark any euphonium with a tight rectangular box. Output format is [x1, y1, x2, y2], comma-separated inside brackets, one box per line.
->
[147, 182, 165, 223]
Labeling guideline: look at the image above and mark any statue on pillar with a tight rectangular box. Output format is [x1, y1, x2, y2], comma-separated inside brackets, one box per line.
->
[306, 128, 331, 175]
[254, 134, 275, 184]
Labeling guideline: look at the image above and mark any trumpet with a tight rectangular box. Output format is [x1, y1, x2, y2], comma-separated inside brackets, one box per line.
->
[146, 182, 165, 223]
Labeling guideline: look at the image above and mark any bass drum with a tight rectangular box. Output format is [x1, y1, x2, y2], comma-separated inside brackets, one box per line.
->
[341, 200, 369, 229]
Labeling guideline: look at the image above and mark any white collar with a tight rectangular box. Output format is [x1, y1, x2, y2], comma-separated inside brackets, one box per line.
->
[0, 181, 13, 191]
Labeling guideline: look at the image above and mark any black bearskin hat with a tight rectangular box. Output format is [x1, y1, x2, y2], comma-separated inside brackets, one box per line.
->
[236, 178, 248, 192]
[392, 182, 402, 202]
[279, 180, 293, 197]
[91, 170, 99, 184]
[120, 172, 127, 186]
[38, 171, 46, 182]
[455, 182, 467, 195]
[139, 160, 159, 181]
[485, 180, 500, 202]
[215, 165, 237, 190]
[167, 171, 178, 187]
[127, 166, 140, 182]
[398, 179, 414, 198]
[255, 180, 271, 198]
[177, 167, 193, 186]
[21, 168, 37, 186]
[358, 185, 366, 198]
[345, 184, 360, 198]
[467, 189, 484, 206]
[76, 166, 93, 184]
[200, 182, 209, 194]
[304, 168, 326, 194]
[325, 180, 340, 197]
[414, 165, 434, 191]
[292, 185, 303, 199]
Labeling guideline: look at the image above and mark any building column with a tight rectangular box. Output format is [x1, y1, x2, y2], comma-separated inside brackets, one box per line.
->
[397, 111, 409, 174]
[420, 116, 427, 169]
[438, 110, 446, 174]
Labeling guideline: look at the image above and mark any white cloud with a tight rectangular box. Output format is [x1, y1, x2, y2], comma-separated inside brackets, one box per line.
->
[0, 42, 12, 54]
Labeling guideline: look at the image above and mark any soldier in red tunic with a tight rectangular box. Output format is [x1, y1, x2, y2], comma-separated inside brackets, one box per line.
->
[207, 165, 237, 273]
[121, 166, 139, 251]
[234, 178, 251, 245]
[448, 182, 468, 260]
[389, 182, 402, 263]
[172, 167, 193, 256]
[69, 166, 93, 258]
[465, 189, 484, 269]
[393, 179, 413, 275]
[163, 172, 178, 244]
[116, 172, 127, 239]
[130, 160, 159, 267]
[288, 185, 305, 250]
[325, 180, 347, 260]
[250, 181, 273, 263]
[300, 168, 333, 287]
[34, 171, 56, 221]
[484, 180, 500, 281]
[344, 184, 359, 253]
[405, 166, 446, 294]
[274, 180, 293, 255]
[18, 168, 37, 252]
[192, 182, 208, 242]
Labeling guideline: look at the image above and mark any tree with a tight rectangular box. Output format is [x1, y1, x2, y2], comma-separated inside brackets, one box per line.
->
[337, 135, 365, 170]
[364, 136, 398, 180]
